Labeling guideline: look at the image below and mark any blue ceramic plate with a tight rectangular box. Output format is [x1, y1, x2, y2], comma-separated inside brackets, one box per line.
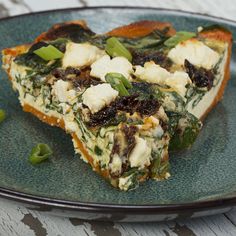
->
[0, 7, 236, 222]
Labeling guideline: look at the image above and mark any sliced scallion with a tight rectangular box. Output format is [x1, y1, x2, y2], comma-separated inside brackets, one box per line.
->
[105, 73, 132, 96]
[106, 72, 132, 89]
[0, 109, 6, 123]
[114, 82, 129, 96]
[29, 143, 53, 165]
[33, 45, 64, 61]
[164, 31, 196, 48]
[105, 37, 132, 62]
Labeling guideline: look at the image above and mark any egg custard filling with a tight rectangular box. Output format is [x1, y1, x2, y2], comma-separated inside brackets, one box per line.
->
[2, 21, 232, 190]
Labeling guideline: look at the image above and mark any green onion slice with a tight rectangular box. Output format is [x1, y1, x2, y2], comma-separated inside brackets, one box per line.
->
[105, 37, 132, 62]
[106, 72, 132, 88]
[29, 143, 53, 165]
[33, 45, 64, 61]
[0, 109, 6, 123]
[164, 31, 196, 48]
[114, 82, 130, 96]
[105, 73, 132, 96]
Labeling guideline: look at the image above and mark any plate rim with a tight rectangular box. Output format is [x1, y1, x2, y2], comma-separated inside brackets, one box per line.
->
[1, 6, 236, 214]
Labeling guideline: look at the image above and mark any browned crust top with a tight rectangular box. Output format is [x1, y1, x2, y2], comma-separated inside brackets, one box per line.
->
[35, 20, 88, 42]
[106, 20, 176, 38]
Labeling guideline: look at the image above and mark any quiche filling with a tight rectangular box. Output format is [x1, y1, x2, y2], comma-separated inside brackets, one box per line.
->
[2, 22, 231, 190]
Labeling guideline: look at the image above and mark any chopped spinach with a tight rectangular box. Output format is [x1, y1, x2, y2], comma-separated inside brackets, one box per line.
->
[150, 153, 170, 179]
[185, 86, 206, 109]
[89, 35, 108, 49]
[94, 145, 103, 156]
[45, 23, 95, 43]
[121, 168, 148, 191]
[161, 90, 186, 113]
[50, 38, 69, 52]
[168, 112, 202, 151]
[166, 111, 183, 137]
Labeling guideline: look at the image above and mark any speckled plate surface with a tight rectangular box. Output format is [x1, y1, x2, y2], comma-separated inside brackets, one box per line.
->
[0, 7, 236, 222]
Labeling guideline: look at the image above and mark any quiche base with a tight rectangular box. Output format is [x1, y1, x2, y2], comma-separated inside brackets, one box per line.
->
[2, 20, 175, 189]
[1, 20, 232, 190]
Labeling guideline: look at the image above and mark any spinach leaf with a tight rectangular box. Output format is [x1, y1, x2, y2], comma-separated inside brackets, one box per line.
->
[185, 86, 206, 109]
[94, 145, 103, 156]
[161, 90, 186, 113]
[45, 24, 95, 43]
[150, 154, 170, 180]
[168, 112, 202, 151]
[121, 168, 148, 191]
[166, 111, 183, 137]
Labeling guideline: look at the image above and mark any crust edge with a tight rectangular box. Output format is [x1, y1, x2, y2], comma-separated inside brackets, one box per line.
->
[22, 103, 111, 180]
[199, 29, 232, 120]
[106, 20, 176, 38]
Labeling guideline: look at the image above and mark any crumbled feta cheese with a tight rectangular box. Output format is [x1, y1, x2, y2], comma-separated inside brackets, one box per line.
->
[197, 26, 203, 32]
[82, 83, 118, 114]
[165, 71, 191, 97]
[134, 62, 170, 84]
[60, 102, 71, 114]
[90, 55, 133, 81]
[168, 39, 220, 69]
[157, 106, 168, 122]
[118, 175, 133, 191]
[65, 121, 77, 132]
[10, 61, 28, 79]
[62, 42, 105, 68]
[109, 154, 122, 173]
[35, 96, 44, 107]
[53, 80, 70, 102]
[163, 95, 176, 111]
[67, 89, 77, 105]
[153, 125, 164, 138]
[134, 62, 191, 97]
[53, 80, 77, 104]
[129, 136, 151, 168]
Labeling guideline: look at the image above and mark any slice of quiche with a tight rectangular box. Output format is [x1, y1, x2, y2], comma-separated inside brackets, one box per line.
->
[2, 21, 232, 190]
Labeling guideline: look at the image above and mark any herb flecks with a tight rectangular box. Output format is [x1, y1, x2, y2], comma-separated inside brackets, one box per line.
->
[94, 145, 103, 156]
